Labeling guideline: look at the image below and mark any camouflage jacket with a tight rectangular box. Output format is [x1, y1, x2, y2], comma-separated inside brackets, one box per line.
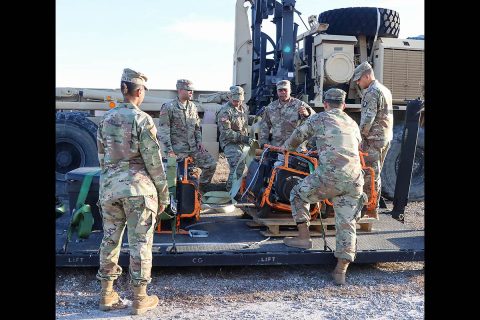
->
[97, 103, 169, 204]
[216, 101, 249, 149]
[259, 97, 315, 147]
[283, 108, 363, 182]
[360, 80, 393, 142]
[157, 97, 202, 154]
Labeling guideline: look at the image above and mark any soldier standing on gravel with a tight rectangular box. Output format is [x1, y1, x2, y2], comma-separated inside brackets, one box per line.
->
[258, 80, 315, 149]
[216, 85, 253, 191]
[282, 88, 367, 285]
[353, 61, 393, 216]
[96, 68, 169, 315]
[157, 79, 217, 192]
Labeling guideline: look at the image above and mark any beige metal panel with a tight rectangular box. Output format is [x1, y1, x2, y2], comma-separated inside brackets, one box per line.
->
[201, 124, 218, 142]
[376, 38, 424, 50]
[233, 0, 253, 102]
[382, 48, 424, 101]
[56, 87, 170, 104]
[56, 101, 111, 110]
[200, 102, 224, 114]
[56, 100, 220, 113]
[313, 34, 357, 87]
[56, 87, 224, 113]
[86, 116, 101, 126]
[202, 141, 219, 161]
[56, 101, 165, 111]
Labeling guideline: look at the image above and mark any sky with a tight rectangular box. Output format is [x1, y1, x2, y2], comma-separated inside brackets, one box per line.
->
[56, 0, 424, 91]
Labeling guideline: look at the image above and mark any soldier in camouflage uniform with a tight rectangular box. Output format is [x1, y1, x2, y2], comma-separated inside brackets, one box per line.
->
[353, 61, 393, 216]
[259, 80, 315, 149]
[216, 86, 253, 191]
[157, 79, 217, 191]
[283, 88, 366, 285]
[96, 68, 169, 315]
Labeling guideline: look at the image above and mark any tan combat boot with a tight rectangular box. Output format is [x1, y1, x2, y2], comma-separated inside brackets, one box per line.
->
[131, 285, 159, 315]
[99, 280, 127, 311]
[283, 222, 312, 249]
[332, 258, 350, 285]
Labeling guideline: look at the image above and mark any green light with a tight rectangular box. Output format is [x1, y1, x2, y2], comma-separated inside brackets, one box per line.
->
[283, 46, 291, 53]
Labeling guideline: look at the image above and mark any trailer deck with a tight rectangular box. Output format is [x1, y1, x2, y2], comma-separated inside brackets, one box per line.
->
[56, 207, 424, 267]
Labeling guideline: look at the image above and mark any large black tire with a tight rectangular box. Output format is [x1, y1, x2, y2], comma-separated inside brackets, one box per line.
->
[56, 112, 99, 200]
[318, 7, 400, 38]
[381, 126, 424, 201]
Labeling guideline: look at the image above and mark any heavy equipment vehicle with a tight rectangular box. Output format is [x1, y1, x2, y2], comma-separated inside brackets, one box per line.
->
[56, 0, 424, 267]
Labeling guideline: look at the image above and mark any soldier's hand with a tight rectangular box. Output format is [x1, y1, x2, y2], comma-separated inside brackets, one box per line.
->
[168, 150, 176, 158]
[158, 204, 165, 214]
[359, 140, 366, 151]
[298, 106, 309, 117]
[197, 143, 206, 153]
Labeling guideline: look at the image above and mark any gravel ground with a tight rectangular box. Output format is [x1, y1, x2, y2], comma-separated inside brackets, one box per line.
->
[56, 154, 424, 319]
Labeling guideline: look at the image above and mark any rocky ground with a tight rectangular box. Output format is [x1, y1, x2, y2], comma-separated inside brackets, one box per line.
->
[56, 155, 424, 319]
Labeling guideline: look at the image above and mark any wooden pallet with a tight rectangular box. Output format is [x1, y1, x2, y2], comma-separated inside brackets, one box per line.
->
[244, 208, 377, 237]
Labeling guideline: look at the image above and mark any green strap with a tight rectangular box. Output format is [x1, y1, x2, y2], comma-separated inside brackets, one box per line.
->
[229, 140, 260, 200]
[75, 170, 97, 209]
[166, 156, 177, 189]
[157, 187, 176, 221]
[308, 161, 315, 174]
[70, 204, 94, 238]
[67, 169, 100, 240]
[202, 140, 260, 205]
[201, 191, 232, 204]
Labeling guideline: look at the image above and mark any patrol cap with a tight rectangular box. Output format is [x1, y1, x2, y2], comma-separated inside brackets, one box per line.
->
[121, 68, 149, 90]
[176, 79, 195, 90]
[276, 80, 291, 90]
[229, 85, 244, 100]
[352, 61, 373, 81]
[324, 88, 346, 103]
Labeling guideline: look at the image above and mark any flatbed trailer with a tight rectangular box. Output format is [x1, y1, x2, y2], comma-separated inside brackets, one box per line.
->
[56, 207, 423, 267]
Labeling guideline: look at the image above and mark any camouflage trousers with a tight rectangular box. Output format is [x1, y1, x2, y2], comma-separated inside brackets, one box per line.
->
[223, 143, 246, 191]
[96, 195, 158, 286]
[290, 173, 364, 262]
[178, 149, 217, 184]
[361, 139, 391, 209]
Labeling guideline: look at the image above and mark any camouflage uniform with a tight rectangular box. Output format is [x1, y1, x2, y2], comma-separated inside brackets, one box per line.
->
[259, 80, 315, 148]
[283, 89, 365, 262]
[157, 79, 216, 184]
[353, 62, 393, 209]
[216, 86, 250, 190]
[96, 68, 169, 286]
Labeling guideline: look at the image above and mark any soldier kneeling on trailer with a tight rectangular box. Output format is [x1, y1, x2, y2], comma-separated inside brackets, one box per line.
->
[282, 88, 367, 285]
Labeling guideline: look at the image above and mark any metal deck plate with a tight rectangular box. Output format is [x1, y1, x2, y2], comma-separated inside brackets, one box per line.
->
[56, 208, 423, 266]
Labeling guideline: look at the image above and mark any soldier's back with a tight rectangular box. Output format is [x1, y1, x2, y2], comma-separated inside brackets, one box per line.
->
[99, 103, 157, 201]
[310, 109, 362, 181]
